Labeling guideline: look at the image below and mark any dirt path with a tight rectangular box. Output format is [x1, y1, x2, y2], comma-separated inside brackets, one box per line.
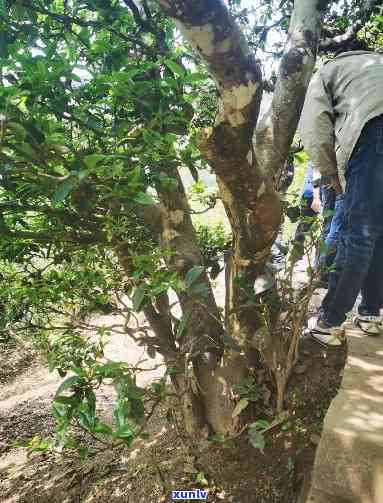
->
[0, 260, 307, 477]
[0, 263, 347, 502]
[0, 317, 165, 479]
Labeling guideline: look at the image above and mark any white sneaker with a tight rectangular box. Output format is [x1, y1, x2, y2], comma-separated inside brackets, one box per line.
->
[354, 315, 382, 336]
[311, 331, 344, 347]
[310, 320, 345, 347]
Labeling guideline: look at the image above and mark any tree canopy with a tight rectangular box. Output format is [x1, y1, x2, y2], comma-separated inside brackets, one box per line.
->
[1, 0, 382, 451]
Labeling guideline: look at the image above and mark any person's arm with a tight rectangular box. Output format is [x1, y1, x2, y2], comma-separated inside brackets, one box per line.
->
[330, 175, 343, 195]
[299, 71, 338, 179]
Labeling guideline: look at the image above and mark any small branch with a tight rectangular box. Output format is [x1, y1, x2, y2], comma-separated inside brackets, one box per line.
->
[123, 0, 149, 31]
[320, 0, 381, 51]
[75, 420, 110, 447]
[256, 16, 287, 48]
[1, 227, 106, 245]
[24, 1, 155, 54]
[189, 197, 219, 215]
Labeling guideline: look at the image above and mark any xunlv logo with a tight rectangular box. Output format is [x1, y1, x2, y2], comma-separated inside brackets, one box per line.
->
[171, 489, 208, 500]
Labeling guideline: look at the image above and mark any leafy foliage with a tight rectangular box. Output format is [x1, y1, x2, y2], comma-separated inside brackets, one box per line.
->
[1, 0, 382, 454]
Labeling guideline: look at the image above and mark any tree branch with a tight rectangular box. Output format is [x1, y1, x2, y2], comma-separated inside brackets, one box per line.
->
[23, 1, 155, 54]
[156, 0, 263, 132]
[320, 0, 381, 51]
[155, 169, 224, 356]
[254, 0, 329, 181]
[1, 226, 106, 245]
[123, 0, 151, 32]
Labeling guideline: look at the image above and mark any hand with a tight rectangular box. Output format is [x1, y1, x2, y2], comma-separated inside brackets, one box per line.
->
[330, 175, 343, 195]
[311, 198, 322, 214]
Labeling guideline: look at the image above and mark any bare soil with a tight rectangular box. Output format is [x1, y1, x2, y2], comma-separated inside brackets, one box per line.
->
[0, 329, 345, 503]
[0, 340, 37, 385]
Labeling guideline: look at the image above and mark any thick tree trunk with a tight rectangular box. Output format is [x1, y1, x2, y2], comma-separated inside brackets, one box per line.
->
[132, 170, 248, 434]
[116, 242, 210, 433]
[156, 169, 249, 434]
[152, 0, 330, 431]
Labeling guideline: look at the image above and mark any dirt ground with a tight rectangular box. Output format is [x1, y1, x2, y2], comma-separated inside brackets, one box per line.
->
[0, 267, 345, 503]
[0, 321, 346, 503]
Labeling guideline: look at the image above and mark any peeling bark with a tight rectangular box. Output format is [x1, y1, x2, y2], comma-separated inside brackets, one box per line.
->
[154, 0, 329, 433]
[156, 169, 223, 355]
[255, 0, 329, 182]
[156, 169, 248, 434]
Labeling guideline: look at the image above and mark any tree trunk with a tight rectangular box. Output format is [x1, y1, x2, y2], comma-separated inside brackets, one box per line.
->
[150, 0, 331, 432]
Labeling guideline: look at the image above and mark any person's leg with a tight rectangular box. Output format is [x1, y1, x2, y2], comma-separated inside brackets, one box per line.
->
[318, 194, 345, 285]
[323, 183, 380, 326]
[320, 210, 347, 315]
[321, 185, 336, 242]
[359, 235, 383, 316]
[355, 234, 383, 336]
[313, 115, 383, 343]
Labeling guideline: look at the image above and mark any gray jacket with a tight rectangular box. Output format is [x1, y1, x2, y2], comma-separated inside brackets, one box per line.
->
[299, 51, 383, 188]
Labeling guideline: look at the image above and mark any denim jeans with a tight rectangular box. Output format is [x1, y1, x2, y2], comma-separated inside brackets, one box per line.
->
[319, 194, 345, 275]
[320, 185, 337, 241]
[322, 114, 383, 326]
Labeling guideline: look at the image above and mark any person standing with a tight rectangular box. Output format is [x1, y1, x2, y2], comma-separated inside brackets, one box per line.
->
[294, 161, 322, 243]
[317, 192, 344, 286]
[300, 47, 383, 346]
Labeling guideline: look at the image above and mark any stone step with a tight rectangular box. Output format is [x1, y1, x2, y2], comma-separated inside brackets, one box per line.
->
[306, 330, 383, 503]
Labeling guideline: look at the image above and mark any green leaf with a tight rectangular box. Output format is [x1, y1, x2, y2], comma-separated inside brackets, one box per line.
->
[52, 178, 77, 205]
[132, 283, 147, 311]
[77, 169, 91, 181]
[78, 411, 92, 430]
[133, 192, 156, 205]
[185, 72, 205, 84]
[232, 398, 249, 418]
[17, 143, 38, 160]
[114, 401, 129, 430]
[55, 375, 81, 397]
[7, 122, 28, 138]
[164, 59, 185, 77]
[252, 419, 270, 430]
[248, 427, 265, 453]
[93, 422, 113, 435]
[185, 265, 204, 288]
[83, 154, 105, 170]
[176, 312, 191, 339]
[53, 395, 80, 407]
[86, 390, 96, 417]
[195, 471, 209, 486]
[115, 426, 134, 439]
[210, 433, 226, 443]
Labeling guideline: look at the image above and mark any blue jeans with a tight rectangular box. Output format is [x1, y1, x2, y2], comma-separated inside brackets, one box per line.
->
[322, 114, 383, 326]
[319, 195, 345, 275]
[320, 185, 336, 241]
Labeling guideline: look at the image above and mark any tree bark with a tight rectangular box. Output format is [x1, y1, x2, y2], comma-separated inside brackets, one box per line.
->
[154, 0, 330, 429]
